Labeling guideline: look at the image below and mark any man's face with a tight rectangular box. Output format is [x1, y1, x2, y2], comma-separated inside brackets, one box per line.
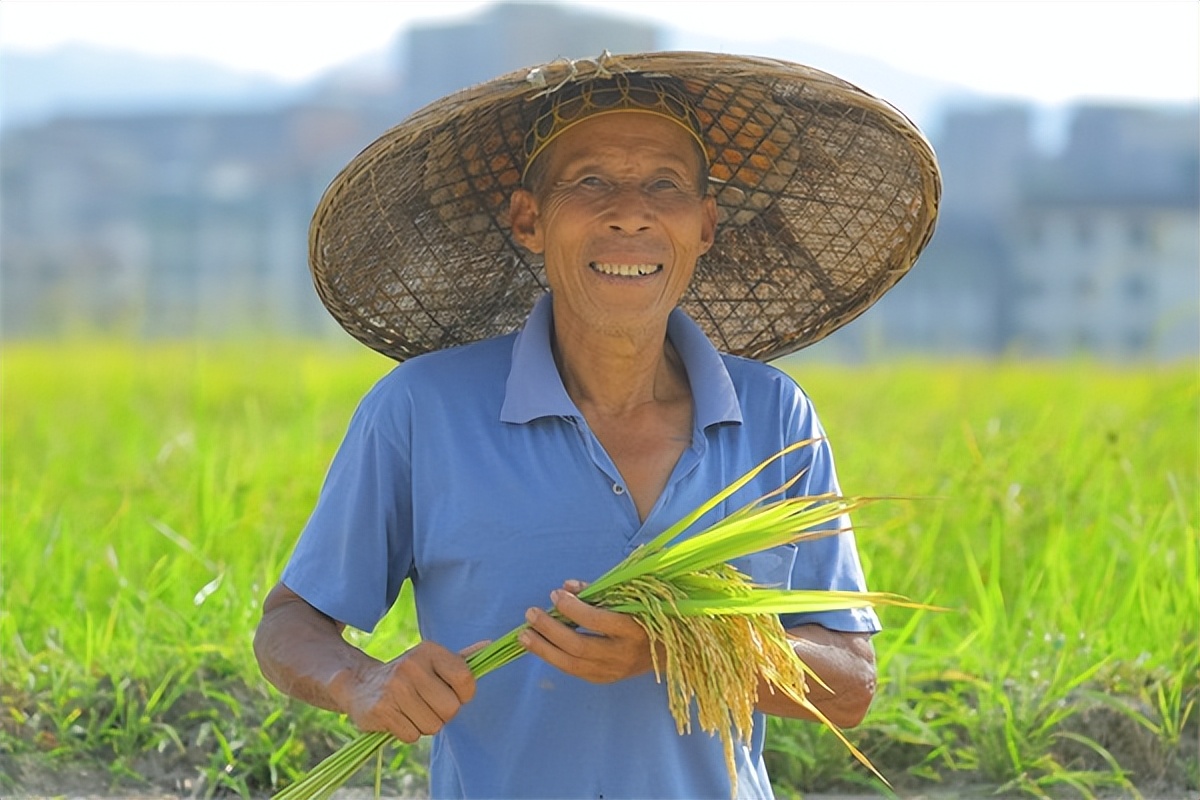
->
[510, 112, 717, 341]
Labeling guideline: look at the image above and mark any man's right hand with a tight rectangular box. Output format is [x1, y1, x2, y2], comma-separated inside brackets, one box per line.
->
[254, 582, 483, 743]
[338, 641, 480, 743]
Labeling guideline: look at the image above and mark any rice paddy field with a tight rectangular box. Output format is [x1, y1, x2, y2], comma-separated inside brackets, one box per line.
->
[1, 341, 1197, 798]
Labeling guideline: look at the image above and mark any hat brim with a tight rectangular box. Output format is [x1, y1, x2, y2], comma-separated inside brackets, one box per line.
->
[309, 51, 941, 362]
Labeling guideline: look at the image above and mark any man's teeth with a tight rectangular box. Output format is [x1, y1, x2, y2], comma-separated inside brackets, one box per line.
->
[590, 262, 662, 276]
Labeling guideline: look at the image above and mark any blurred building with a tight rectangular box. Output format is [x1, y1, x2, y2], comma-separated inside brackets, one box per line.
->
[1, 105, 396, 337]
[1, 3, 1197, 360]
[0, 3, 659, 340]
[1010, 106, 1199, 358]
[829, 102, 1199, 361]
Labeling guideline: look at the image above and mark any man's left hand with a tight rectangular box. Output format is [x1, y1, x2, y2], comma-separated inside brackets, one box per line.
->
[518, 580, 655, 683]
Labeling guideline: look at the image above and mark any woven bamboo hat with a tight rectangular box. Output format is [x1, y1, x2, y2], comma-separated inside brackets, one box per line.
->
[310, 51, 941, 362]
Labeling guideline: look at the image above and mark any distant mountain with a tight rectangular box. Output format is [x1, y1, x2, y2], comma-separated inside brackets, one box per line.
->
[0, 30, 996, 137]
[661, 31, 990, 135]
[0, 44, 304, 131]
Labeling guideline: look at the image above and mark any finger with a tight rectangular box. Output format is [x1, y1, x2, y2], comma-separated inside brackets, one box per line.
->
[551, 589, 643, 638]
[458, 639, 491, 659]
[388, 665, 464, 734]
[350, 693, 422, 743]
[423, 645, 478, 704]
[519, 613, 649, 684]
[387, 696, 441, 741]
[358, 679, 438, 742]
[379, 710, 423, 744]
[519, 619, 609, 682]
[389, 647, 476, 724]
[523, 604, 592, 657]
[518, 624, 572, 671]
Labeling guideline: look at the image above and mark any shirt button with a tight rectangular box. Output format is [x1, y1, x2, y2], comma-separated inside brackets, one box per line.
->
[612, 483, 625, 495]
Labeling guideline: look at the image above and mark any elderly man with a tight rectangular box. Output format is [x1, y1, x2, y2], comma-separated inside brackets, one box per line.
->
[255, 54, 939, 798]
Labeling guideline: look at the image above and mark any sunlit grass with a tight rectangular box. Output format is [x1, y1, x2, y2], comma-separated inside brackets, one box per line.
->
[2, 343, 1196, 796]
[766, 359, 1199, 796]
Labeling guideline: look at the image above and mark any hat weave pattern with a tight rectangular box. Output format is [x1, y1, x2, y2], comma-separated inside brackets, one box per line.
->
[523, 72, 709, 182]
[310, 52, 941, 362]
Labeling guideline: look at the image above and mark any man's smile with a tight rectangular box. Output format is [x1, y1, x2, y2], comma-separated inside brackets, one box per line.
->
[589, 261, 664, 277]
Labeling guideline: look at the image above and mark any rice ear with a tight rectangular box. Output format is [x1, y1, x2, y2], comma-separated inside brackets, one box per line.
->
[276, 443, 924, 799]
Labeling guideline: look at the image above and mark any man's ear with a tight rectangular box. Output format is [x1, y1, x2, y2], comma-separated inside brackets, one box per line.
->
[698, 195, 718, 255]
[509, 188, 544, 254]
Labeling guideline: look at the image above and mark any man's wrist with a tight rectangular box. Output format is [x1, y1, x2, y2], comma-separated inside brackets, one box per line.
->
[327, 655, 375, 715]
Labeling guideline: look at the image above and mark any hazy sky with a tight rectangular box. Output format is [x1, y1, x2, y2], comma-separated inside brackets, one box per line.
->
[2, 0, 1197, 105]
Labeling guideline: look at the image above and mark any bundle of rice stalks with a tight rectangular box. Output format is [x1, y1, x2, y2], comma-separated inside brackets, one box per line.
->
[274, 441, 929, 799]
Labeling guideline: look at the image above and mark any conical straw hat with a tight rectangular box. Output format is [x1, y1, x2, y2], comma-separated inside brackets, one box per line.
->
[309, 51, 941, 362]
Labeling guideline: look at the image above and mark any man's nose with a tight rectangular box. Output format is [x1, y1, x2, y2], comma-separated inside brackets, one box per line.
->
[604, 184, 653, 233]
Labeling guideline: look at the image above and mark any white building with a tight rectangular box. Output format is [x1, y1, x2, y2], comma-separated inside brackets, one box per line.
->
[1009, 104, 1199, 360]
[1012, 201, 1198, 358]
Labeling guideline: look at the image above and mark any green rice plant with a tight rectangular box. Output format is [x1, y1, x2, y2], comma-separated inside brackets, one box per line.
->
[274, 440, 931, 799]
[3, 345, 1195, 796]
[809, 361, 1199, 796]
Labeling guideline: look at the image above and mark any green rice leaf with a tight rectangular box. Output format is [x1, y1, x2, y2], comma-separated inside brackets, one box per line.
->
[643, 438, 817, 547]
[602, 588, 931, 616]
[629, 496, 865, 580]
[275, 441, 928, 799]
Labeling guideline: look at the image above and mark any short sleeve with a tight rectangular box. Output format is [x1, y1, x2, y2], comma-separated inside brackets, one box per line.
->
[281, 374, 415, 633]
[777, 388, 881, 634]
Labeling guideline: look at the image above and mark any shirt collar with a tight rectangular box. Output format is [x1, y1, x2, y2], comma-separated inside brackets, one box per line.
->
[500, 294, 743, 428]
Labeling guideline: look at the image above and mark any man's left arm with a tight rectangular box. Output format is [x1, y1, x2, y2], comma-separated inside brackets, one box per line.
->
[755, 623, 876, 728]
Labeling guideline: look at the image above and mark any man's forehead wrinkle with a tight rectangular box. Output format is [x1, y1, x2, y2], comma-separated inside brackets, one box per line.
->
[550, 139, 702, 178]
[555, 151, 696, 177]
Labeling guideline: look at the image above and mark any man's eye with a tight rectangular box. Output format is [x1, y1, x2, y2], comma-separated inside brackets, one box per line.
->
[650, 178, 681, 191]
[579, 176, 606, 188]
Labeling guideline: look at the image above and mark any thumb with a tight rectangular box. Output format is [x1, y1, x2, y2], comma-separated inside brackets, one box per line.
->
[458, 640, 491, 658]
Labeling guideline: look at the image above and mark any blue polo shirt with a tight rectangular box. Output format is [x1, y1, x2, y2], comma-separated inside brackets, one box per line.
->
[282, 294, 880, 799]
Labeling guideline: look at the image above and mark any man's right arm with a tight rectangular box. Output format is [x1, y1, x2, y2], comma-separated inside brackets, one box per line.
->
[253, 582, 478, 743]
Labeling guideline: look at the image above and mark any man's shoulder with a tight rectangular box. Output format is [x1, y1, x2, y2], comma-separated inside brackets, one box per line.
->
[716, 353, 823, 434]
[719, 352, 807, 395]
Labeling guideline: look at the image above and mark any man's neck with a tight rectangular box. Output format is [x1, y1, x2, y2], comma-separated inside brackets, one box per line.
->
[551, 316, 689, 418]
